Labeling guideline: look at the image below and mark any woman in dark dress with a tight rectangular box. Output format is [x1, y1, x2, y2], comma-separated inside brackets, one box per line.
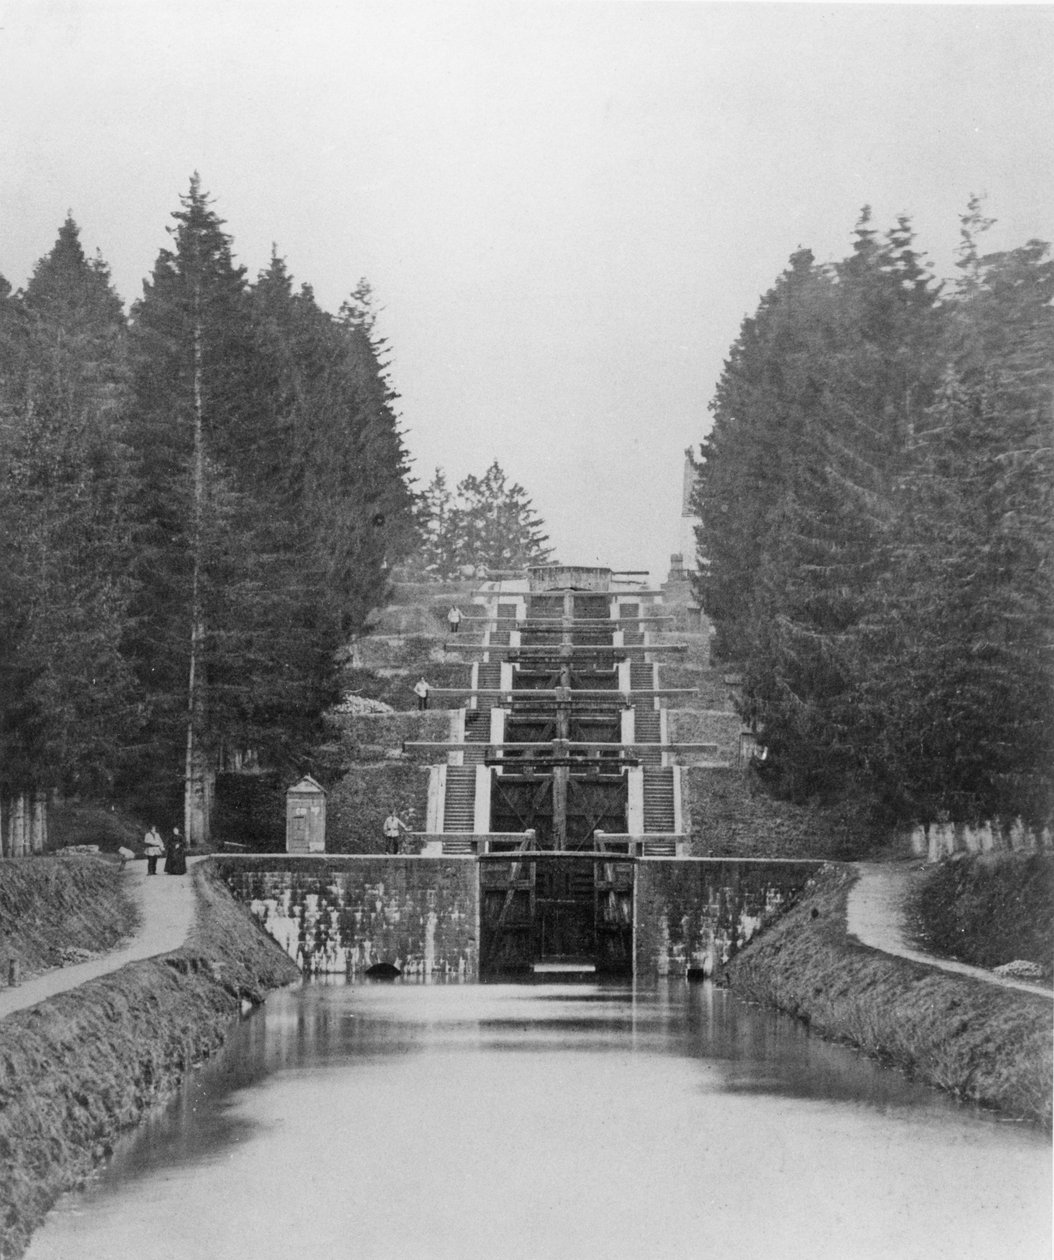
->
[165, 827, 187, 875]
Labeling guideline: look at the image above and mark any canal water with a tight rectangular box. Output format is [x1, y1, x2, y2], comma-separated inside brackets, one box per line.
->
[27, 980, 1051, 1260]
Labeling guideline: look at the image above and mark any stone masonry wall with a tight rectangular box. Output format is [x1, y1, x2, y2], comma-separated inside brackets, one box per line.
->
[217, 855, 478, 979]
[218, 855, 823, 984]
[635, 858, 821, 977]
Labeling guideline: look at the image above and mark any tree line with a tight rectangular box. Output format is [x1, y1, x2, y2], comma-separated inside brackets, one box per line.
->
[692, 202, 1053, 829]
[0, 176, 415, 843]
[417, 461, 553, 579]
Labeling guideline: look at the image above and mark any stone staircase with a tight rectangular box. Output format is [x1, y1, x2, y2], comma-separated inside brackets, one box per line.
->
[443, 765, 476, 832]
[641, 836, 677, 857]
[630, 662, 654, 691]
[462, 710, 489, 766]
[475, 661, 502, 709]
[643, 766, 676, 832]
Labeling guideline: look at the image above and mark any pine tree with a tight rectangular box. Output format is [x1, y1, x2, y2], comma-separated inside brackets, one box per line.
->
[0, 220, 135, 800]
[125, 176, 266, 841]
[695, 212, 943, 802]
[417, 460, 553, 578]
[858, 225, 1054, 824]
[417, 468, 461, 577]
[247, 257, 416, 756]
[691, 248, 821, 659]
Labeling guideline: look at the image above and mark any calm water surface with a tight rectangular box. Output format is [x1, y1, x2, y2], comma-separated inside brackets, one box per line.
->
[27, 981, 1051, 1260]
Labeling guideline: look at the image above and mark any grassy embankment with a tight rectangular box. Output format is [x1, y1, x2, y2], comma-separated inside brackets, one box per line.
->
[722, 864, 1053, 1126]
[0, 857, 300, 1259]
[0, 854, 139, 981]
[322, 594, 476, 851]
[912, 852, 1053, 979]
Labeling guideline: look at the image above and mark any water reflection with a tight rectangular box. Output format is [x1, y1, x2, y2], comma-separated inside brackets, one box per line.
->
[27, 979, 1051, 1260]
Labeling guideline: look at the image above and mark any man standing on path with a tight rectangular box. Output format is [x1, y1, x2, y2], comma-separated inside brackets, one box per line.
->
[383, 810, 409, 855]
[144, 825, 164, 875]
[413, 677, 430, 710]
[447, 605, 462, 634]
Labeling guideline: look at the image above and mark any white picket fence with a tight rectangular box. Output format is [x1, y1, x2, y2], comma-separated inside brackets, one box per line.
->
[907, 818, 1052, 863]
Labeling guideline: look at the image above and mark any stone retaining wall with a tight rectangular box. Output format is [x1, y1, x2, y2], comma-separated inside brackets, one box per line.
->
[218, 854, 821, 983]
[635, 858, 821, 977]
[215, 856, 478, 978]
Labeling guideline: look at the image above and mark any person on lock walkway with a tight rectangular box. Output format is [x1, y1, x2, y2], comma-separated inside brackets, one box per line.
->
[383, 811, 408, 855]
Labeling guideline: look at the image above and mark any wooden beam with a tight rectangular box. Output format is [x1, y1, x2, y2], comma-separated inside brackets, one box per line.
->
[423, 688, 698, 698]
[402, 741, 719, 753]
[443, 644, 690, 655]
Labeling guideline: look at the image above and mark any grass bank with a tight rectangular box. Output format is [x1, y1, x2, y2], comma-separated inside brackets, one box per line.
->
[0, 854, 139, 981]
[0, 862, 300, 1259]
[912, 852, 1053, 979]
[682, 768, 891, 860]
[722, 865, 1053, 1127]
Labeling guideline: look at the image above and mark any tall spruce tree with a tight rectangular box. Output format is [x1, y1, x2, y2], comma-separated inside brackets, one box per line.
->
[126, 176, 267, 841]
[691, 247, 820, 660]
[247, 258, 415, 751]
[695, 211, 943, 803]
[857, 223, 1054, 824]
[0, 220, 135, 801]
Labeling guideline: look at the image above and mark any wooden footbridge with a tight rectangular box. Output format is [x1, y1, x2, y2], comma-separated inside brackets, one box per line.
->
[403, 564, 727, 978]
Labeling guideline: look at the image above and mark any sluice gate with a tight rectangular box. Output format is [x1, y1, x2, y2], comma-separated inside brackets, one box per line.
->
[406, 563, 720, 977]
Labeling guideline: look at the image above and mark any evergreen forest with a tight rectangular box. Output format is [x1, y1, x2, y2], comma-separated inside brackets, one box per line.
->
[692, 204, 1053, 830]
[0, 177, 417, 843]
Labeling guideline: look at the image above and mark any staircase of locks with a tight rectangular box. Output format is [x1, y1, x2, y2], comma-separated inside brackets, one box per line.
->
[403, 564, 729, 978]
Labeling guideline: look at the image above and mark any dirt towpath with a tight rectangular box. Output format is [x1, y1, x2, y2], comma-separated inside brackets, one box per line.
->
[0, 859, 201, 1021]
[847, 861, 1052, 1000]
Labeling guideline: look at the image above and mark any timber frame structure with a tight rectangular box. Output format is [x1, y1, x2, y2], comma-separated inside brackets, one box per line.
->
[404, 563, 724, 975]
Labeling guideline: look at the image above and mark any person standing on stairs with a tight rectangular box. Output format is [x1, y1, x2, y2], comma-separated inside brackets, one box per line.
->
[447, 605, 462, 634]
[414, 677, 430, 710]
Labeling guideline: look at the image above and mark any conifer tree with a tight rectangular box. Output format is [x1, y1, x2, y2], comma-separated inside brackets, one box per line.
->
[125, 176, 266, 841]
[857, 226, 1054, 824]
[247, 258, 415, 749]
[417, 460, 553, 577]
[695, 211, 942, 802]
[0, 220, 135, 800]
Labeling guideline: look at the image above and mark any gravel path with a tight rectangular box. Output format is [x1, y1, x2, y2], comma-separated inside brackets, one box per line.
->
[847, 861, 1052, 1000]
[0, 859, 200, 1021]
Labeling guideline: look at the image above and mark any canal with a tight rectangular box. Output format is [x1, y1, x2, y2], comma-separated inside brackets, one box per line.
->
[27, 980, 1051, 1259]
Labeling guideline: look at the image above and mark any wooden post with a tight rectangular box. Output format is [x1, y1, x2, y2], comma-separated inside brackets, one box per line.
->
[552, 765, 568, 851]
[31, 791, 48, 853]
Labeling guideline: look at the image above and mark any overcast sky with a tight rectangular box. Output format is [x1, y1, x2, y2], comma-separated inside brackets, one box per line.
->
[2, 1, 1051, 578]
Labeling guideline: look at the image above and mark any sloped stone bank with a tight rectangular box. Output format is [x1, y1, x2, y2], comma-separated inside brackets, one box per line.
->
[722, 866, 1053, 1126]
[0, 863, 300, 1259]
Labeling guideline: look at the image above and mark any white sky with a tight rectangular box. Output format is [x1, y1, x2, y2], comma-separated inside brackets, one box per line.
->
[2, 1, 1052, 578]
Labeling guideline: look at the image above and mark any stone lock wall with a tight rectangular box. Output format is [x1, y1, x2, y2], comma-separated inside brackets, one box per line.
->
[635, 858, 822, 977]
[218, 855, 822, 982]
[216, 856, 479, 979]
